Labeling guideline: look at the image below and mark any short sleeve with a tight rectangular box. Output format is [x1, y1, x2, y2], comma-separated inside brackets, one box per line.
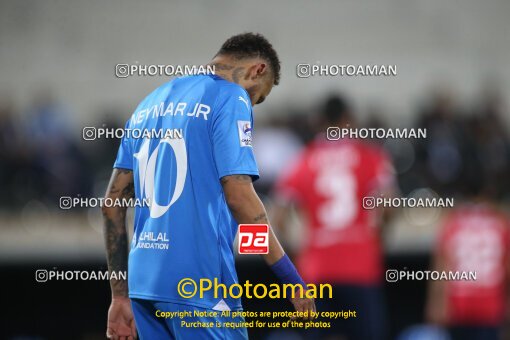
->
[211, 87, 259, 180]
[113, 119, 133, 170]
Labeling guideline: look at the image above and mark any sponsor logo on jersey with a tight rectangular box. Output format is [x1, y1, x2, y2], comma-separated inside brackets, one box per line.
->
[237, 120, 253, 147]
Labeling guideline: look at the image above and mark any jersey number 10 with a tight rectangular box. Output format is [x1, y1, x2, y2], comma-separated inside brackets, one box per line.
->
[134, 137, 188, 219]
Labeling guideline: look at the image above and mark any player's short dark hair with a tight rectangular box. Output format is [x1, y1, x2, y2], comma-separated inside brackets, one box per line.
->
[216, 33, 281, 85]
[322, 94, 352, 125]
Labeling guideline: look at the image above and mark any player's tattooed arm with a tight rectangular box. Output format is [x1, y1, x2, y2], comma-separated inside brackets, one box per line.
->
[220, 174, 253, 184]
[221, 174, 284, 264]
[102, 168, 134, 298]
[253, 212, 268, 223]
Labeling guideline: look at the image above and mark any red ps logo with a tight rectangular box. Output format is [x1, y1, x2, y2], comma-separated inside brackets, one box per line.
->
[238, 224, 269, 254]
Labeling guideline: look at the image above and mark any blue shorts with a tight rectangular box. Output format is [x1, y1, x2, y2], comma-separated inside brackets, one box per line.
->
[313, 284, 386, 340]
[131, 298, 249, 340]
[449, 325, 499, 340]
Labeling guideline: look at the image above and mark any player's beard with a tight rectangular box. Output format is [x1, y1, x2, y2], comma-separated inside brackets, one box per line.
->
[245, 84, 260, 105]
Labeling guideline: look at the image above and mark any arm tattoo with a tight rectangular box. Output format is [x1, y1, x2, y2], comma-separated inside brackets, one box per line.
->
[103, 215, 128, 296]
[103, 169, 134, 297]
[107, 168, 133, 195]
[253, 213, 268, 223]
[122, 181, 135, 198]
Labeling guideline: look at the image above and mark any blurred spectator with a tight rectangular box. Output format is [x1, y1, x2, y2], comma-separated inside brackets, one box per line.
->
[271, 95, 397, 340]
[82, 109, 125, 182]
[253, 117, 303, 195]
[414, 88, 471, 197]
[467, 86, 510, 201]
[19, 90, 91, 205]
[0, 99, 24, 209]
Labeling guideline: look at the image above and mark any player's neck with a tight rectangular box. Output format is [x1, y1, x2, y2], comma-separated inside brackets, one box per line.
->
[208, 57, 246, 85]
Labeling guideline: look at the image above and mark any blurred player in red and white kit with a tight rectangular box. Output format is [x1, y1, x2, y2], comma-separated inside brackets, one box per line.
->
[425, 190, 510, 340]
[271, 95, 396, 340]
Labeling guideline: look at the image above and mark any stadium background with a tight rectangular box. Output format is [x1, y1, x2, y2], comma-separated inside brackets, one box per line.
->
[1, 0, 510, 339]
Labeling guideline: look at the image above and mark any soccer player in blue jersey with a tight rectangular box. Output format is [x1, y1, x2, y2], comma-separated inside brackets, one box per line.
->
[102, 33, 315, 340]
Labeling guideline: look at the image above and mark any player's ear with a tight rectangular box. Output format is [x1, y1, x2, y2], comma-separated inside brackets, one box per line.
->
[254, 63, 268, 80]
[247, 62, 267, 81]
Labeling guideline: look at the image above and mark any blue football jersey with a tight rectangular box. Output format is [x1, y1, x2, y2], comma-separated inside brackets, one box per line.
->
[113, 74, 259, 310]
